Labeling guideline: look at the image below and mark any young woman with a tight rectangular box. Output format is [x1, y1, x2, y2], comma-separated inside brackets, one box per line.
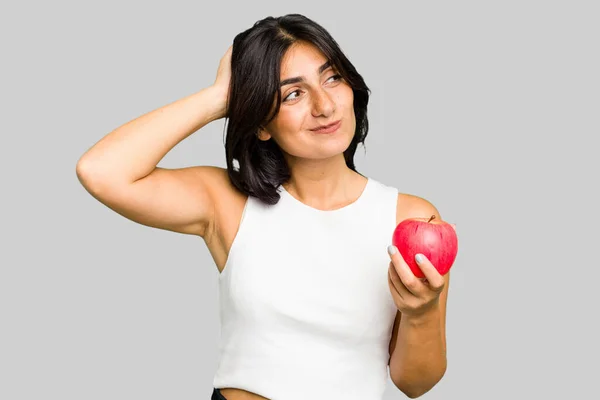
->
[77, 13, 453, 400]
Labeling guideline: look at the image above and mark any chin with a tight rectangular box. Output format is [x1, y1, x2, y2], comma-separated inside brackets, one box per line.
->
[319, 134, 355, 158]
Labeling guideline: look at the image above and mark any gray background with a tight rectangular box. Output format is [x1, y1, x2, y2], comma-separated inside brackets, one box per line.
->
[2, 0, 599, 398]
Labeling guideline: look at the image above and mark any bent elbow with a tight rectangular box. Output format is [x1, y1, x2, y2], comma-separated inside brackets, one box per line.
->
[394, 366, 447, 399]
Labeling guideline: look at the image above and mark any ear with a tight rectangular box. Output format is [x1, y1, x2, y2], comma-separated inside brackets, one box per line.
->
[257, 126, 272, 141]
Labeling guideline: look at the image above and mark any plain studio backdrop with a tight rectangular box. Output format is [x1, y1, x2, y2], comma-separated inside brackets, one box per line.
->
[1, 0, 598, 399]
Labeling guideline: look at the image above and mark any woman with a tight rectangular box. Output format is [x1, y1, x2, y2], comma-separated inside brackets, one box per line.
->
[76, 13, 453, 400]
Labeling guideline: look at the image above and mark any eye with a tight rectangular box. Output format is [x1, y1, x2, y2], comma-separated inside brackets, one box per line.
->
[282, 74, 342, 103]
[283, 89, 302, 102]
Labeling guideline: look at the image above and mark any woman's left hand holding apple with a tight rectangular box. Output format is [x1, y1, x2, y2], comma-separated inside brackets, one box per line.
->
[387, 246, 446, 317]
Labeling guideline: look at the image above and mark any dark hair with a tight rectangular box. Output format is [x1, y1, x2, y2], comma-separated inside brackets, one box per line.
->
[224, 13, 371, 205]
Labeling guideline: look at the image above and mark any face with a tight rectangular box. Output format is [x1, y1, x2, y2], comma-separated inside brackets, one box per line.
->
[258, 41, 355, 162]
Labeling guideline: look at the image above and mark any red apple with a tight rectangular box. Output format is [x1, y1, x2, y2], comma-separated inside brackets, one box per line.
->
[391, 215, 458, 278]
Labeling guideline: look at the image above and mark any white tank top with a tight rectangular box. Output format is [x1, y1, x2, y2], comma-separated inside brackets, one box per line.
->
[213, 176, 400, 400]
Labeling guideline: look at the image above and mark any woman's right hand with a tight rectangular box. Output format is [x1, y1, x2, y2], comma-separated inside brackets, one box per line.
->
[211, 45, 233, 120]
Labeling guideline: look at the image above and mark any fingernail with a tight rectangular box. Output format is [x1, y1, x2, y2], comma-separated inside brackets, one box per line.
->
[387, 245, 397, 255]
[415, 254, 424, 263]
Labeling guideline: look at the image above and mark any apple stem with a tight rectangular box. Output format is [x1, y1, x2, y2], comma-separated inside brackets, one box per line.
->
[428, 215, 436, 223]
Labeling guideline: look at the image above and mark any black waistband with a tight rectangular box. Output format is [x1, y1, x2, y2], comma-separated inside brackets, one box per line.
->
[211, 388, 227, 400]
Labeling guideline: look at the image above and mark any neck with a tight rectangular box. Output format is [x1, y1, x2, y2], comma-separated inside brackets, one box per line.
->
[282, 154, 363, 208]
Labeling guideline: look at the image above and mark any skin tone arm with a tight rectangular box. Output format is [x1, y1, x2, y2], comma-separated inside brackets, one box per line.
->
[76, 47, 233, 237]
[387, 200, 453, 398]
[77, 86, 225, 184]
[388, 277, 449, 398]
[77, 47, 232, 184]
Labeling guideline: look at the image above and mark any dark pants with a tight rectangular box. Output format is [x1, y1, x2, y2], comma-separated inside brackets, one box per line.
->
[211, 388, 227, 400]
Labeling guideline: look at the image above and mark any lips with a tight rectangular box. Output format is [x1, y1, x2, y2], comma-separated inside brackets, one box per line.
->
[310, 120, 341, 134]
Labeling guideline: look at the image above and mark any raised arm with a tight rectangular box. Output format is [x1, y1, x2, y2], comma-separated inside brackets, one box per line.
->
[76, 46, 233, 238]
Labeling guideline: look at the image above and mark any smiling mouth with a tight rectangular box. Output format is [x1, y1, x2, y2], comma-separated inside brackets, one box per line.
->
[310, 120, 341, 133]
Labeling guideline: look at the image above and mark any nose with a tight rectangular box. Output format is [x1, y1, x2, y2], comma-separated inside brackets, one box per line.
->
[311, 87, 336, 118]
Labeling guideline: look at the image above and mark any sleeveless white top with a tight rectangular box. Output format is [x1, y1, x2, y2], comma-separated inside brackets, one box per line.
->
[213, 177, 400, 400]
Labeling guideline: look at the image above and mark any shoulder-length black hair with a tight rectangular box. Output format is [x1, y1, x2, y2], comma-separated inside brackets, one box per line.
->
[224, 13, 371, 205]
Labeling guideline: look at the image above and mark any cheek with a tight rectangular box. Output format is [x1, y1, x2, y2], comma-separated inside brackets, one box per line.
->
[342, 87, 354, 109]
[332, 86, 353, 114]
[276, 108, 307, 133]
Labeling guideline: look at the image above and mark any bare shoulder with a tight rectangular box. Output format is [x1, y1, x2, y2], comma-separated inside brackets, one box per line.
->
[395, 192, 442, 224]
[189, 165, 247, 227]
[189, 165, 237, 197]
[191, 164, 246, 230]
[194, 166, 249, 272]
[202, 166, 247, 202]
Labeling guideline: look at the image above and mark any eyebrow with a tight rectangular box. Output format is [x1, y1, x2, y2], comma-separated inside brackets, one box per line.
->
[279, 61, 332, 87]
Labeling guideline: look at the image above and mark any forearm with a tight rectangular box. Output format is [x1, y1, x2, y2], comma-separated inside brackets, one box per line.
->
[77, 85, 226, 184]
[389, 305, 447, 398]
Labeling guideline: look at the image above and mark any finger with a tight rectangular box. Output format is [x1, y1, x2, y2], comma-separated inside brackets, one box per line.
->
[414, 254, 445, 292]
[388, 266, 405, 305]
[388, 275, 402, 306]
[388, 245, 422, 296]
[388, 261, 411, 300]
